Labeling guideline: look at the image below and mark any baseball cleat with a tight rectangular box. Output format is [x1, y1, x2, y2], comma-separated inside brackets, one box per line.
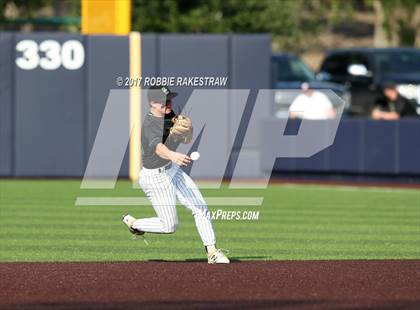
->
[207, 249, 230, 264]
[122, 214, 145, 236]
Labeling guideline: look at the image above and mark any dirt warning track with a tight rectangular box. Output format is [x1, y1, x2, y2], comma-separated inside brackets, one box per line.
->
[1, 260, 419, 309]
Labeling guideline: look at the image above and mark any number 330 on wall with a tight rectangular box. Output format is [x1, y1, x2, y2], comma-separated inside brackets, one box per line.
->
[16, 40, 85, 70]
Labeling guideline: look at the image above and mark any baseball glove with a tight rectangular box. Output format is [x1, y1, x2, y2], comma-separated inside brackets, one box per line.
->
[170, 115, 193, 144]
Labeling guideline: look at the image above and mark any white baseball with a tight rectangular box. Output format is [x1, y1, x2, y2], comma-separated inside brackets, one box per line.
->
[190, 151, 200, 161]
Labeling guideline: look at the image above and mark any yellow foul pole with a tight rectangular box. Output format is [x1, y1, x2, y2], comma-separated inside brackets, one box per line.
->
[81, 0, 131, 35]
[129, 32, 141, 181]
[82, 0, 141, 180]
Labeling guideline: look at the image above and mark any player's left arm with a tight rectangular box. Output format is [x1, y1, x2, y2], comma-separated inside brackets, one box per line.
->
[169, 115, 193, 144]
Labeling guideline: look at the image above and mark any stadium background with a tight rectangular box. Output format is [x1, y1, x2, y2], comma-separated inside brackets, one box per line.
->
[0, 1, 419, 309]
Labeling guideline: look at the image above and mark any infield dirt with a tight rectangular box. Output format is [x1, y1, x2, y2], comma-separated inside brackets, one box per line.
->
[0, 260, 419, 309]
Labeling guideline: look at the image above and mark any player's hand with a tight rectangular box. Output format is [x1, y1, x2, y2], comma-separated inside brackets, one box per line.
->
[169, 152, 191, 166]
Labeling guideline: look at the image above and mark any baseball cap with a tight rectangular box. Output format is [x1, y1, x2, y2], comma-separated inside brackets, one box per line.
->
[147, 85, 178, 103]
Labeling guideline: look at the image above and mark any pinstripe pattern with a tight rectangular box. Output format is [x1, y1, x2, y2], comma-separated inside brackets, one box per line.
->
[133, 165, 216, 246]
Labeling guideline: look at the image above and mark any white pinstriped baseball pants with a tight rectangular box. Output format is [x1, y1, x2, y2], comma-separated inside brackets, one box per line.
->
[133, 164, 216, 246]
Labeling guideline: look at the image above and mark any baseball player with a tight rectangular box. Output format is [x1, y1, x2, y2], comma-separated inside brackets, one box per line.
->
[122, 85, 229, 264]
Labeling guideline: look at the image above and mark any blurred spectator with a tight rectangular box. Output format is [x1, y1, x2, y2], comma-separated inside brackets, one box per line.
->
[371, 82, 417, 120]
[289, 82, 336, 120]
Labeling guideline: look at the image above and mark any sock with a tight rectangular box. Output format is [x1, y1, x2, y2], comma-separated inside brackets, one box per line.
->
[206, 245, 217, 255]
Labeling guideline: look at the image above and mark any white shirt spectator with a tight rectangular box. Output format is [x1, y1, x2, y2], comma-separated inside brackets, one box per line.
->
[289, 91, 335, 120]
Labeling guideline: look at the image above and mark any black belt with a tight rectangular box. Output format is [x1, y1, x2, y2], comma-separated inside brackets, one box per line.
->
[158, 163, 172, 173]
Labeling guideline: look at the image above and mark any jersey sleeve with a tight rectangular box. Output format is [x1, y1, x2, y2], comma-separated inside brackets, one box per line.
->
[289, 95, 305, 117]
[317, 92, 333, 108]
[396, 97, 415, 116]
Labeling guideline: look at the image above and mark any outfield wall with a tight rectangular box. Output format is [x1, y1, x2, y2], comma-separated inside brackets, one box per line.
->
[0, 33, 271, 177]
[263, 118, 420, 176]
[0, 33, 13, 176]
[1, 32, 419, 179]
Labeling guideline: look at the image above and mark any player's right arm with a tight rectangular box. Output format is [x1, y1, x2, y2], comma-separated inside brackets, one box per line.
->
[155, 143, 191, 166]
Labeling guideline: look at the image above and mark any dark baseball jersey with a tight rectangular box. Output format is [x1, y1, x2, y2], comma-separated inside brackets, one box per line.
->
[141, 111, 181, 169]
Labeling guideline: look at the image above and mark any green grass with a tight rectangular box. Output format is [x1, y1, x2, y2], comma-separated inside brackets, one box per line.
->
[0, 179, 419, 262]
